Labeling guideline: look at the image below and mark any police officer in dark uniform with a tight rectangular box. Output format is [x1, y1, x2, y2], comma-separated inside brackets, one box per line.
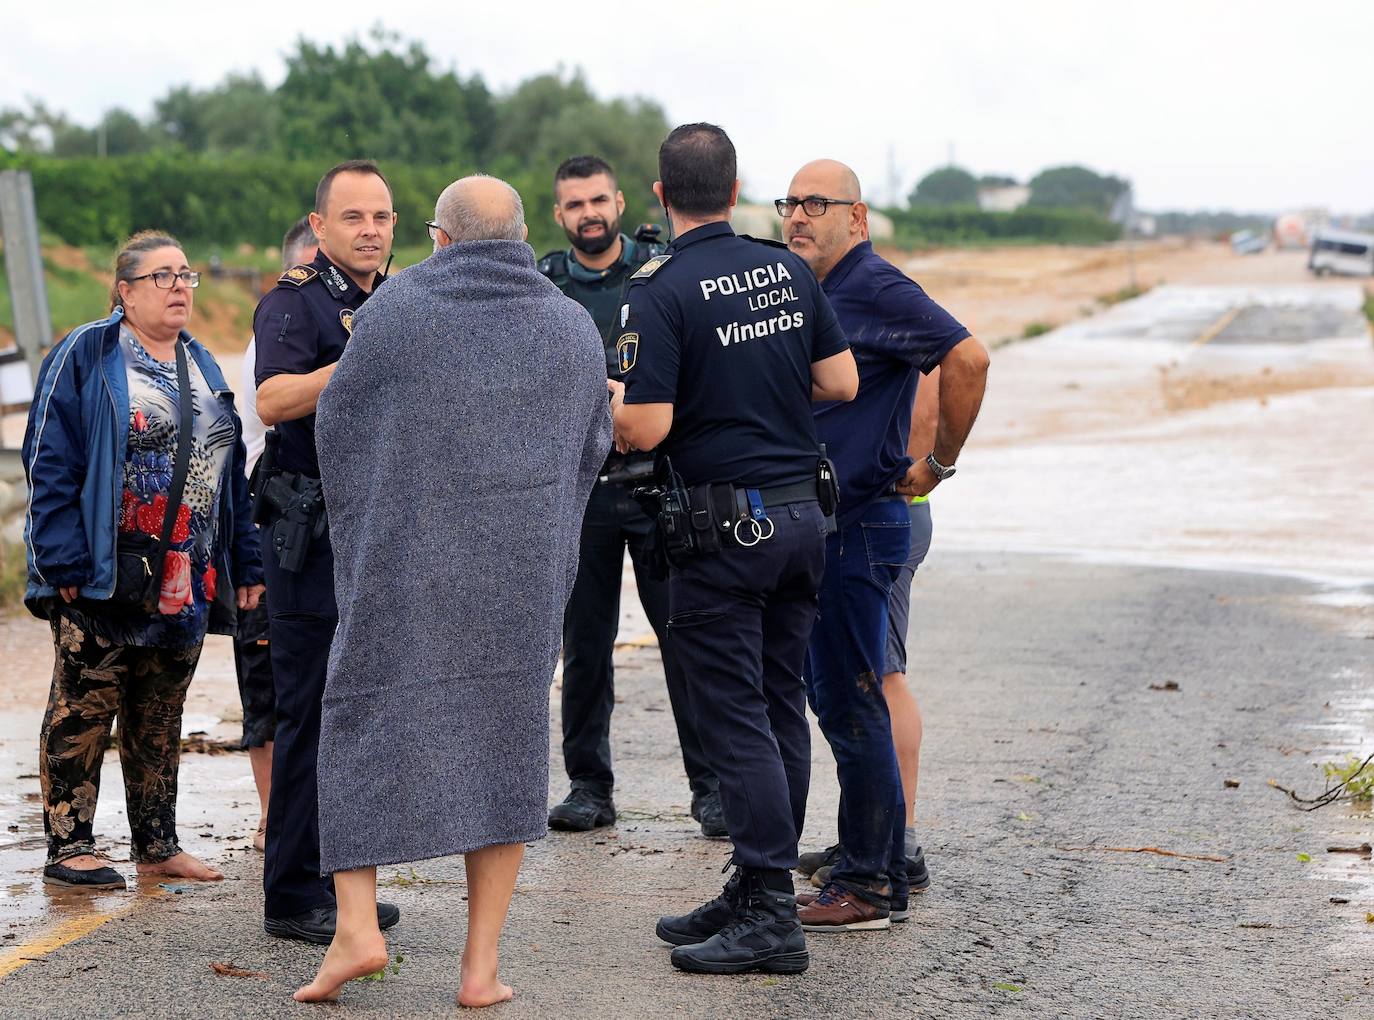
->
[538, 155, 723, 837]
[252, 159, 401, 944]
[610, 124, 859, 975]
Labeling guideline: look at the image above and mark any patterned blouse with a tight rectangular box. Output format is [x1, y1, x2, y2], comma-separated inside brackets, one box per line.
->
[62, 326, 235, 648]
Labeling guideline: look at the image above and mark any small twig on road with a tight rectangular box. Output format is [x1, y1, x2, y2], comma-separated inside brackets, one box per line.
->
[1061, 845, 1230, 863]
[210, 962, 266, 978]
[1268, 752, 1374, 811]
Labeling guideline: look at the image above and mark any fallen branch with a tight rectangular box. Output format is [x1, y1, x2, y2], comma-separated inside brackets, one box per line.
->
[1269, 753, 1374, 812]
[1061, 845, 1229, 863]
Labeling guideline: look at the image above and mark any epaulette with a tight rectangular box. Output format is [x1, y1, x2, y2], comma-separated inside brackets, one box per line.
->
[537, 251, 569, 284]
[278, 265, 318, 287]
[740, 234, 789, 250]
[629, 253, 672, 280]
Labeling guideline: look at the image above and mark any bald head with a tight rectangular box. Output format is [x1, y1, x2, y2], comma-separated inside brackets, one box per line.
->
[781, 159, 868, 281]
[434, 175, 527, 247]
[791, 159, 862, 202]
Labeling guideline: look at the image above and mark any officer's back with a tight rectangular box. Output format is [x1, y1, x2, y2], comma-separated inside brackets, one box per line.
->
[622, 223, 842, 486]
[610, 123, 857, 979]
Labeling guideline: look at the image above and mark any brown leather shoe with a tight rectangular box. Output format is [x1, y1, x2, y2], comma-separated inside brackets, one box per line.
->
[798, 888, 908, 923]
[796, 884, 890, 932]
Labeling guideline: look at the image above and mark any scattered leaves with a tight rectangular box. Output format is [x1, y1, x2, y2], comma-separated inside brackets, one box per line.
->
[1296, 853, 1312, 863]
[1223, 779, 1241, 789]
[1149, 681, 1180, 692]
[994, 982, 1022, 992]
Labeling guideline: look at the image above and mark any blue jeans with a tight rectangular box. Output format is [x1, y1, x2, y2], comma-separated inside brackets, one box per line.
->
[805, 496, 911, 907]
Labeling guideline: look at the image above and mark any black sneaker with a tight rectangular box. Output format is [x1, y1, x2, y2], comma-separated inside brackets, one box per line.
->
[907, 846, 931, 893]
[796, 843, 840, 879]
[670, 872, 809, 975]
[690, 789, 728, 839]
[656, 868, 742, 946]
[264, 902, 401, 945]
[548, 787, 616, 832]
[813, 849, 929, 891]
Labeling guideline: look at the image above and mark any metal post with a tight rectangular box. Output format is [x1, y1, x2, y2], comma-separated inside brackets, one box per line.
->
[0, 169, 52, 386]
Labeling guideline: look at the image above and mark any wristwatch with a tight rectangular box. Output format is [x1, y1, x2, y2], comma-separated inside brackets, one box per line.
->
[925, 452, 957, 481]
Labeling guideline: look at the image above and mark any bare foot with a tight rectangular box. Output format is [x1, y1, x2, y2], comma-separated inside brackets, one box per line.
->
[458, 955, 514, 1009]
[294, 931, 389, 1003]
[136, 852, 224, 881]
[253, 820, 267, 853]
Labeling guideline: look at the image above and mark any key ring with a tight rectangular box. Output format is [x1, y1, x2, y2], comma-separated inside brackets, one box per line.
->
[733, 516, 763, 547]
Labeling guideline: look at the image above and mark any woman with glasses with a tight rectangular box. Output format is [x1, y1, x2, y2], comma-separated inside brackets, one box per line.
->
[22, 230, 264, 889]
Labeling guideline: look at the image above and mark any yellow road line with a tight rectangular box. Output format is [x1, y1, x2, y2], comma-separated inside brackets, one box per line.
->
[0, 913, 115, 980]
[1192, 307, 1240, 347]
[0, 887, 164, 982]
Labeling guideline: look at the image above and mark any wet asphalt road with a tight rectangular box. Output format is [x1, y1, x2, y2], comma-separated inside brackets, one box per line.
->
[0, 549, 1370, 1019]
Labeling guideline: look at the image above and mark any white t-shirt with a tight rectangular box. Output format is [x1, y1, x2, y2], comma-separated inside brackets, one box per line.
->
[240, 337, 268, 478]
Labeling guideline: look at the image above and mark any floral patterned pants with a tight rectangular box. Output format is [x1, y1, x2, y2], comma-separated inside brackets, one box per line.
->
[39, 614, 201, 865]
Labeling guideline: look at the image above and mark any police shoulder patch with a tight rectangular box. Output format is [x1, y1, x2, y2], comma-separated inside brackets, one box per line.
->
[630, 253, 672, 280]
[616, 332, 640, 373]
[278, 265, 318, 286]
[740, 234, 789, 250]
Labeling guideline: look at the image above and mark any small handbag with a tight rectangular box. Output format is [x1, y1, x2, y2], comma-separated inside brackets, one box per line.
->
[110, 341, 194, 614]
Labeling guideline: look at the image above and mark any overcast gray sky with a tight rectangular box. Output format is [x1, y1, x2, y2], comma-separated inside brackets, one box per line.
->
[5, 0, 1370, 213]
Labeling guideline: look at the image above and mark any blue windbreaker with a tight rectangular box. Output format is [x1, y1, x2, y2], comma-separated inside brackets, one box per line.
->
[21, 308, 263, 632]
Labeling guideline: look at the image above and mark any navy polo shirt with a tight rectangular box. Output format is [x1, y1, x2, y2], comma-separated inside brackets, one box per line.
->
[253, 250, 378, 478]
[621, 221, 849, 488]
[814, 241, 969, 526]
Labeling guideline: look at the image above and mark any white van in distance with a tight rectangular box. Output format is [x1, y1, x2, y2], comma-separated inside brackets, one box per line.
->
[1308, 229, 1374, 277]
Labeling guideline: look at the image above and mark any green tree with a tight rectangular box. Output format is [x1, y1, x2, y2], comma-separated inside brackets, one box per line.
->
[275, 28, 488, 166]
[909, 166, 979, 207]
[1027, 165, 1128, 216]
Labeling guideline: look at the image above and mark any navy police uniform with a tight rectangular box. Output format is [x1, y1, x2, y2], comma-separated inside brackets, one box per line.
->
[252, 249, 378, 921]
[620, 222, 848, 873]
[538, 233, 719, 819]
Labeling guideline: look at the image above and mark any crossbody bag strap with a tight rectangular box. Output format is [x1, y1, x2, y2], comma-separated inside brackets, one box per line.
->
[145, 341, 195, 608]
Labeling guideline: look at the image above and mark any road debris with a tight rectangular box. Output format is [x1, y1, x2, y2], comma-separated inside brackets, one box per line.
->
[1224, 779, 1241, 788]
[1149, 681, 1181, 692]
[209, 962, 265, 978]
[1061, 845, 1229, 863]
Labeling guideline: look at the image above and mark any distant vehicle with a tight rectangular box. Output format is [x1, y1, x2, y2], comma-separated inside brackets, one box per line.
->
[1308, 229, 1374, 277]
[1274, 212, 1310, 250]
[1230, 229, 1267, 255]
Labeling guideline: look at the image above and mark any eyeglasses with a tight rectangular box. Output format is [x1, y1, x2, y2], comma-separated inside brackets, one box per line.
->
[130, 270, 201, 289]
[774, 197, 857, 218]
[426, 220, 440, 241]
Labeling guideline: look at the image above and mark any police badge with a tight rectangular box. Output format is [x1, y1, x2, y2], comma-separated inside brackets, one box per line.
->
[616, 332, 639, 373]
[339, 308, 354, 338]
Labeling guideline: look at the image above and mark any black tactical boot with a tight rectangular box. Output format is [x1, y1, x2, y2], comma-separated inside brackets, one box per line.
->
[669, 871, 809, 975]
[548, 786, 616, 832]
[690, 788, 729, 839]
[656, 867, 743, 946]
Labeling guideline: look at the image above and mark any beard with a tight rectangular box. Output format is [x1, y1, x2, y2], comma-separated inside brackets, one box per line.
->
[566, 216, 620, 256]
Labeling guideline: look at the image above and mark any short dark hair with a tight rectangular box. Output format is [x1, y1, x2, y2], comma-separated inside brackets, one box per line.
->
[554, 155, 617, 199]
[281, 216, 316, 269]
[658, 123, 736, 218]
[314, 160, 392, 216]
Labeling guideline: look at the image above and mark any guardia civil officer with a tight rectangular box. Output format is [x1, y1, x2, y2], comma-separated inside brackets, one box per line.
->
[252, 160, 401, 944]
[538, 155, 723, 838]
[610, 123, 859, 975]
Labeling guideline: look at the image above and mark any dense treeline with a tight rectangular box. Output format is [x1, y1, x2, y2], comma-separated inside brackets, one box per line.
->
[886, 207, 1120, 246]
[0, 30, 669, 254]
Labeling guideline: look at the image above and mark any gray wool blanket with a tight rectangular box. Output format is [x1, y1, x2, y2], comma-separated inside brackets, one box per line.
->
[314, 239, 611, 873]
